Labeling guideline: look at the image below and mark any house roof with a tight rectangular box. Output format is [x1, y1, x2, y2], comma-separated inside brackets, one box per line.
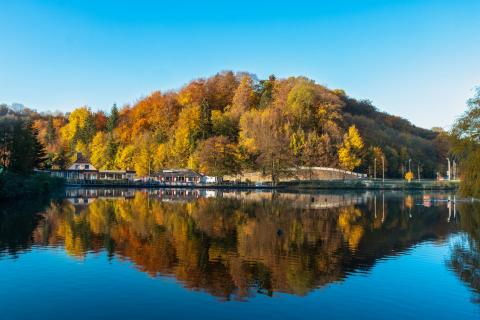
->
[99, 170, 136, 174]
[157, 169, 203, 178]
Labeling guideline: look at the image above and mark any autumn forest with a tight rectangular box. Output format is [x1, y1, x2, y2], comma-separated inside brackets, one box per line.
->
[1, 71, 449, 180]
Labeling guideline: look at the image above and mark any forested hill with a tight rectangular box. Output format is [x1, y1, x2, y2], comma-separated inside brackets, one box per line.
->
[2, 71, 448, 179]
[341, 97, 447, 178]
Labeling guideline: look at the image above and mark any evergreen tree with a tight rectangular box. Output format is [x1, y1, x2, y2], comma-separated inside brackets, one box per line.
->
[199, 98, 212, 139]
[45, 116, 56, 145]
[107, 103, 119, 133]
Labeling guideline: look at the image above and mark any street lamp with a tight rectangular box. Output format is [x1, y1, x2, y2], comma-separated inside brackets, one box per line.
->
[446, 158, 451, 180]
[382, 156, 385, 182]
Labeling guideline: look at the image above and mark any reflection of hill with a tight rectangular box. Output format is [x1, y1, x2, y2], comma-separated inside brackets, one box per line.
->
[25, 190, 458, 300]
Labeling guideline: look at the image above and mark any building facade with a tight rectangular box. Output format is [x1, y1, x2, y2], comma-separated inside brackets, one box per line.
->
[49, 153, 136, 181]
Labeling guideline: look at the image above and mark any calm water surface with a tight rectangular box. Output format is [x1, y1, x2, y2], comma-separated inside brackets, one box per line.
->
[1, 188, 479, 319]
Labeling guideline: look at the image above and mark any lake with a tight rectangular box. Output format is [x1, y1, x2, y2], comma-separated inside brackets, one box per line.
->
[1, 188, 479, 319]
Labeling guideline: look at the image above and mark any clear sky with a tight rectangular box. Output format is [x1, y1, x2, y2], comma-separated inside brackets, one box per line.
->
[1, 0, 478, 129]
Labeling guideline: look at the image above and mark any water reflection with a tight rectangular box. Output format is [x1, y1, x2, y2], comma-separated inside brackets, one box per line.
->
[1, 188, 478, 302]
[447, 201, 480, 303]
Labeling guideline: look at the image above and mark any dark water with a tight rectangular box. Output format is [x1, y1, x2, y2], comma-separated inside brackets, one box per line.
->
[1, 188, 479, 319]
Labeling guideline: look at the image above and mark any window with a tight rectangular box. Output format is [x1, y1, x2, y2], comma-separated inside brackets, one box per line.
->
[85, 165, 89, 169]
[75, 165, 80, 169]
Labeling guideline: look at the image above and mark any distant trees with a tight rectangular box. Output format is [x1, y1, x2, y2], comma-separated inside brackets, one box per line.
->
[451, 88, 480, 197]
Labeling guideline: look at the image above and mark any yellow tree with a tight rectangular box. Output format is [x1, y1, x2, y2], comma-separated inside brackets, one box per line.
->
[115, 145, 135, 170]
[171, 105, 201, 167]
[60, 107, 90, 143]
[228, 75, 255, 121]
[338, 125, 364, 172]
[405, 171, 414, 182]
[133, 133, 155, 176]
[90, 132, 108, 169]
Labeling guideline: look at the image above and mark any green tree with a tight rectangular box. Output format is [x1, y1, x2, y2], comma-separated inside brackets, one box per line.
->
[451, 88, 480, 197]
[199, 98, 212, 140]
[107, 103, 119, 133]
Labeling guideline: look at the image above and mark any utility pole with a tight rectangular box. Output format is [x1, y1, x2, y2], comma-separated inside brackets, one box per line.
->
[408, 159, 412, 173]
[417, 163, 421, 181]
[382, 156, 385, 182]
[447, 158, 451, 180]
[374, 158, 377, 180]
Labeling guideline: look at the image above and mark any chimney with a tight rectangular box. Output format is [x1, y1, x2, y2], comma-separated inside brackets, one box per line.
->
[76, 152, 82, 162]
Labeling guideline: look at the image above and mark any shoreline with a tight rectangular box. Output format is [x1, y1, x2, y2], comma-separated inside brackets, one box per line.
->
[64, 179, 460, 191]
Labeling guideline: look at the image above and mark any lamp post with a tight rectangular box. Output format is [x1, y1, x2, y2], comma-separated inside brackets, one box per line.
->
[382, 156, 385, 182]
[447, 158, 451, 181]
[374, 158, 377, 180]
[408, 159, 412, 173]
[453, 160, 457, 180]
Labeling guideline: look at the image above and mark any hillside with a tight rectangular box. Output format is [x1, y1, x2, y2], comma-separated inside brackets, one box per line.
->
[3, 71, 447, 179]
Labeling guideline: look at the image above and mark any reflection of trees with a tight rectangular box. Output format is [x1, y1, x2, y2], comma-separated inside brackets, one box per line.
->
[0, 197, 55, 257]
[448, 202, 480, 303]
[28, 192, 456, 300]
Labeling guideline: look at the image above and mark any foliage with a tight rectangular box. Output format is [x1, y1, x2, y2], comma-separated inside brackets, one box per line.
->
[338, 125, 364, 171]
[451, 88, 480, 197]
[0, 118, 46, 173]
[195, 136, 241, 178]
[405, 171, 414, 182]
[0, 172, 64, 199]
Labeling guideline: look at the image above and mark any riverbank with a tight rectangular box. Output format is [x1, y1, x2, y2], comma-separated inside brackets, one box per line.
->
[0, 172, 65, 200]
[64, 178, 459, 191]
[282, 179, 460, 190]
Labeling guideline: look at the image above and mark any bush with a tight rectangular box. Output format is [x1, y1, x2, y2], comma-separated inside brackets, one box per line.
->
[0, 172, 64, 200]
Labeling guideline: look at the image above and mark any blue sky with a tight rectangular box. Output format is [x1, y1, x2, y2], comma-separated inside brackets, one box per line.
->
[1, 0, 478, 129]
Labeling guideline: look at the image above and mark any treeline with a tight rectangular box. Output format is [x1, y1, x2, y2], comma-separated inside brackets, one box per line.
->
[15, 71, 446, 179]
[0, 117, 45, 173]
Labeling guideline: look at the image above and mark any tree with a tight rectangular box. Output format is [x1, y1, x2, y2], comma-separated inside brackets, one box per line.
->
[229, 75, 255, 121]
[107, 104, 119, 133]
[196, 136, 241, 179]
[90, 132, 115, 169]
[0, 119, 46, 173]
[45, 117, 56, 145]
[199, 99, 212, 139]
[172, 105, 201, 166]
[239, 107, 293, 183]
[52, 145, 69, 170]
[451, 88, 480, 197]
[258, 75, 275, 109]
[338, 125, 364, 172]
[115, 145, 135, 170]
[405, 171, 414, 182]
[133, 133, 155, 176]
